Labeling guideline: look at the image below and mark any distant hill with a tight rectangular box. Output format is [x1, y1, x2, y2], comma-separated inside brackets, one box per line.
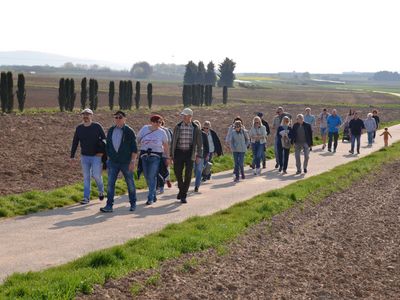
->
[0, 51, 128, 70]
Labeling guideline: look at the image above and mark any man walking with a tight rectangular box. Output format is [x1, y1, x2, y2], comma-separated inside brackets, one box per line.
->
[70, 108, 106, 204]
[348, 112, 365, 155]
[326, 109, 342, 152]
[170, 108, 203, 203]
[290, 114, 313, 174]
[100, 111, 138, 212]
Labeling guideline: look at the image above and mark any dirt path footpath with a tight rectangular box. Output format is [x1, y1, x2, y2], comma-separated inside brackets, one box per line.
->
[1, 125, 400, 283]
[84, 159, 400, 300]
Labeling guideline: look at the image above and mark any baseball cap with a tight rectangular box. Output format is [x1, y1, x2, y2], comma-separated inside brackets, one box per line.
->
[81, 108, 93, 115]
[180, 107, 193, 116]
[256, 112, 263, 118]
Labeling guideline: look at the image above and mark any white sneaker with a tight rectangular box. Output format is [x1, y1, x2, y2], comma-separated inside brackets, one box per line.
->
[256, 168, 261, 175]
[253, 169, 257, 175]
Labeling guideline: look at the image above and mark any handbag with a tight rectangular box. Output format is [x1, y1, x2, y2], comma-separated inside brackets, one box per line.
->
[281, 135, 291, 149]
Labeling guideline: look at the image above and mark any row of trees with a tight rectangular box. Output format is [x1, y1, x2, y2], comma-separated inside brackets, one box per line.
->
[183, 58, 236, 87]
[182, 85, 214, 107]
[116, 80, 153, 110]
[0, 72, 26, 113]
[372, 71, 400, 81]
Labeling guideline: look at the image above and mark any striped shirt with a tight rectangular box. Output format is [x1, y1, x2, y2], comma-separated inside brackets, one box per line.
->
[177, 122, 193, 150]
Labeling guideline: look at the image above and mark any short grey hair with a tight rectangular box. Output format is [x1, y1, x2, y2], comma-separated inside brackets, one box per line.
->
[203, 121, 211, 128]
[296, 114, 304, 120]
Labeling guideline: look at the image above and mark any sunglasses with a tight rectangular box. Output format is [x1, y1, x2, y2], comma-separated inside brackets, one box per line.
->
[203, 127, 209, 130]
[114, 116, 123, 119]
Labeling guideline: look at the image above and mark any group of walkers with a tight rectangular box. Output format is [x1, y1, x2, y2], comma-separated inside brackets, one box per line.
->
[70, 105, 390, 212]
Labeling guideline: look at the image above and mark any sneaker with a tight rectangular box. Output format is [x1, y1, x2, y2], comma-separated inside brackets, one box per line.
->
[349, 150, 354, 154]
[194, 186, 199, 193]
[357, 150, 360, 154]
[328, 148, 332, 152]
[296, 170, 301, 175]
[304, 169, 307, 173]
[100, 206, 113, 213]
[253, 169, 257, 175]
[256, 168, 261, 175]
[129, 205, 136, 211]
[278, 167, 282, 172]
[249, 163, 255, 169]
[146, 200, 154, 205]
[241, 174, 245, 180]
[283, 170, 287, 174]
[180, 198, 187, 204]
[262, 162, 266, 169]
[159, 187, 164, 194]
[322, 144, 326, 150]
[275, 163, 279, 169]
[233, 177, 239, 182]
[98, 193, 104, 201]
[166, 180, 172, 188]
[80, 198, 90, 205]
[177, 192, 182, 200]
[153, 196, 157, 203]
[201, 177, 207, 182]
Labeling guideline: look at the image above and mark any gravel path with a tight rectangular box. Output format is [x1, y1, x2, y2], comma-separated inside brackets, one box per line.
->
[81, 160, 400, 299]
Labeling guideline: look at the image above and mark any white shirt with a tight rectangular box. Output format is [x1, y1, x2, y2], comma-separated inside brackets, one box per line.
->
[137, 125, 168, 153]
[207, 132, 215, 153]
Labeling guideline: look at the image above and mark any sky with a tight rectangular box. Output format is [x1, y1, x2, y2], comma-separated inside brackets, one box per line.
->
[1, 0, 400, 73]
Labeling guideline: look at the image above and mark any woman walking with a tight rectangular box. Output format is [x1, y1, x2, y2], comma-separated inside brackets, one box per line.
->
[277, 116, 292, 174]
[249, 116, 268, 175]
[229, 120, 249, 182]
[137, 115, 170, 205]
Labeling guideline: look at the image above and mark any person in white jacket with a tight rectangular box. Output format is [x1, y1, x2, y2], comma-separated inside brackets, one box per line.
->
[364, 113, 377, 146]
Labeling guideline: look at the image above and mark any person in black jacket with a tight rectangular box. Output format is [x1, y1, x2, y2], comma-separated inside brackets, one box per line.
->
[70, 108, 106, 205]
[372, 109, 380, 142]
[290, 114, 313, 174]
[202, 120, 223, 181]
[348, 112, 365, 154]
[100, 111, 138, 213]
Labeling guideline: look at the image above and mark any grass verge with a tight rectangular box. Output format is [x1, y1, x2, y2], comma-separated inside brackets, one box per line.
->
[1, 140, 400, 299]
[0, 121, 398, 218]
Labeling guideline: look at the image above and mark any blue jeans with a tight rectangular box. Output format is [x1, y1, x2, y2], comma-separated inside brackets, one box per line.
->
[233, 152, 245, 179]
[252, 142, 264, 169]
[351, 134, 361, 152]
[367, 131, 374, 144]
[80, 155, 104, 200]
[141, 155, 161, 202]
[194, 158, 204, 188]
[106, 160, 137, 208]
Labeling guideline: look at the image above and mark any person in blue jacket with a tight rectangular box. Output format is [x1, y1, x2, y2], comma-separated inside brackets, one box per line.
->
[326, 109, 342, 153]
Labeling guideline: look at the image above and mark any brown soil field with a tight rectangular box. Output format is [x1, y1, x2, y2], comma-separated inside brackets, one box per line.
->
[0, 103, 398, 197]
[79, 160, 400, 300]
[20, 74, 400, 108]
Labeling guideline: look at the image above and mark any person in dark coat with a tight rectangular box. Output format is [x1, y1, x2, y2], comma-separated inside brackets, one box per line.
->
[348, 111, 365, 155]
[290, 114, 313, 175]
[202, 120, 223, 181]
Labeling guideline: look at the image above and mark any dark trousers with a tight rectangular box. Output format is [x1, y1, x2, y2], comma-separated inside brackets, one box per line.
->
[328, 132, 339, 150]
[277, 143, 290, 171]
[173, 149, 193, 198]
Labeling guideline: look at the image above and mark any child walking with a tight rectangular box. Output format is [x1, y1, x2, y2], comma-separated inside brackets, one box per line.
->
[380, 128, 392, 147]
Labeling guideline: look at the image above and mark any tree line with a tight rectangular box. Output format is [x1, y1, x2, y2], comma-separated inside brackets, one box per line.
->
[372, 71, 400, 81]
[0, 71, 26, 113]
[58, 78, 153, 112]
[182, 58, 235, 106]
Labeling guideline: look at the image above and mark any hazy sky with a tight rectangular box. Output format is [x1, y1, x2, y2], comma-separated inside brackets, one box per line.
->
[1, 0, 399, 73]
